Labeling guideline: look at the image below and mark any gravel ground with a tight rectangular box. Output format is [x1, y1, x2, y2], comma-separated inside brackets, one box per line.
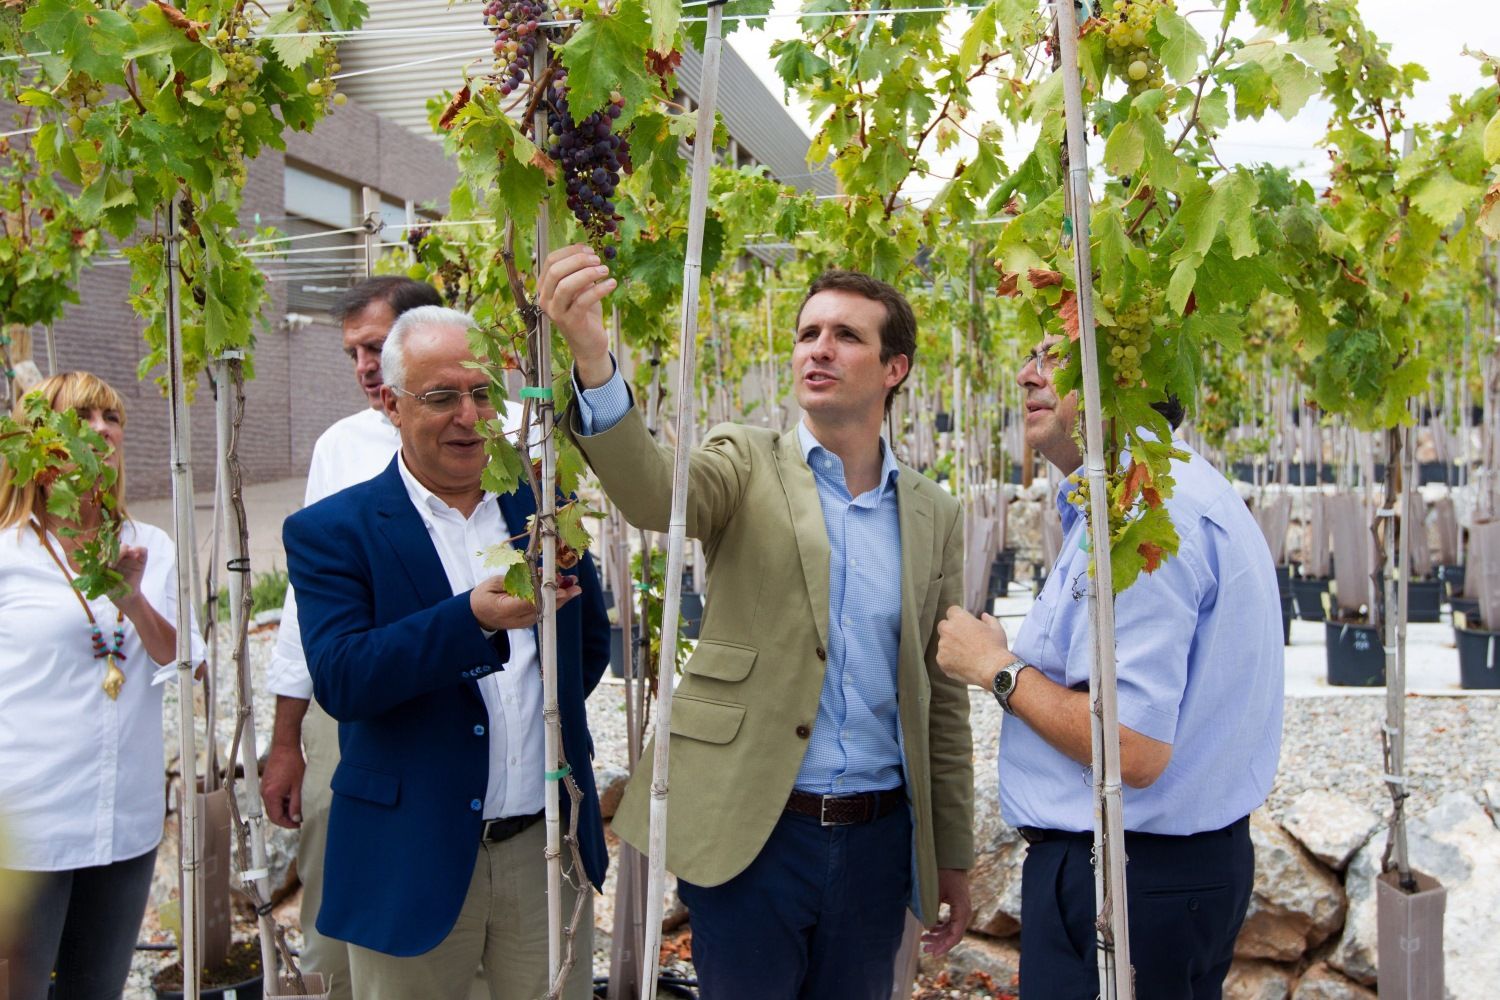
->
[122, 623, 1499, 998]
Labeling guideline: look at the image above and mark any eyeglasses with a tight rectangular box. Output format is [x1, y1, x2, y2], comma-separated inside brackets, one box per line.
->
[1023, 345, 1064, 375]
[391, 385, 496, 411]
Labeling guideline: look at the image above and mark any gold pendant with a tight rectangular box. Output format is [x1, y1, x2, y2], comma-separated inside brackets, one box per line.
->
[103, 654, 125, 700]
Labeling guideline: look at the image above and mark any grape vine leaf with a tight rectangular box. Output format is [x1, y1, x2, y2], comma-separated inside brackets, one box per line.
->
[21, 0, 134, 84]
[1151, 8, 1206, 84]
[559, 0, 654, 121]
[262, 7, 321, 69]
[1408, 174, 1485, 227]
[647, 0, 679, 55]
[484, 543, 527, 572]
[1485, 110, 1500, 164]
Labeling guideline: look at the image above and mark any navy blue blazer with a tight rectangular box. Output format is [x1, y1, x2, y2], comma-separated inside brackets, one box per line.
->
[283, 457, 610, 957]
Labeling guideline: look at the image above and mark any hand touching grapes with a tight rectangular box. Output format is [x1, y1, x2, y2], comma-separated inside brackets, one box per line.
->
[538, 245, 617, 389]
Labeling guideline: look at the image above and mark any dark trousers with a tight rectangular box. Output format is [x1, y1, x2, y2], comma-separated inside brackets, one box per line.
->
[677, 805, 912, 1000]
[0, 847, 158, 1000]
[1019, 817, 1253, 1000]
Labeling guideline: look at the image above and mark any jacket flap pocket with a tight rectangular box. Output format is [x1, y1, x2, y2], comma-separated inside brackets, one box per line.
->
[684, 640, 758, 682]
[669, 695, 746, 744]
[330, 762, 400, 807]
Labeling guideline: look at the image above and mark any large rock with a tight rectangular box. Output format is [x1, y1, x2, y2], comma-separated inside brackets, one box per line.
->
[1224, 959, 1294, 1000]
[1235, 811, 1346, 962]
[922, 934, 1021, 996]
[1291, 963, 1376, 999]
[1282, 789, 1381, 871]
[596, 766, 629, 821]
[1330, 791, 1500, 995]
[966, 762, 1026, 937]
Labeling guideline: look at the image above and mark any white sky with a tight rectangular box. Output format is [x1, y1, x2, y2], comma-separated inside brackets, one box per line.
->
[726, 0, 1497, 196]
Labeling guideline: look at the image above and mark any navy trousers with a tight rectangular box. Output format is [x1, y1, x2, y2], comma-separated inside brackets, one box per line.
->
[1019, 816, 1254, 1000]
[677, 804, 912, 1000]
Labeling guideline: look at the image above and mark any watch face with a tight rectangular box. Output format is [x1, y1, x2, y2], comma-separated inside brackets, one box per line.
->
[994, 669, 1015, 696]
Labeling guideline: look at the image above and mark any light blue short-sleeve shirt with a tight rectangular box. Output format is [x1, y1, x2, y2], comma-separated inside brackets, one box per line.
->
[1001, 442, 1284, 835]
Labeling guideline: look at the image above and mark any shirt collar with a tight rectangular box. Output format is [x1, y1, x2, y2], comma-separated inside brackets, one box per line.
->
[395, 450, 493, 521]
[796, 421, 900, 497]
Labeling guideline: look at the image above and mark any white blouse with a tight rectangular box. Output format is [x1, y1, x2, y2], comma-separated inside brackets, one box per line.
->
[0, 519, 205, 871]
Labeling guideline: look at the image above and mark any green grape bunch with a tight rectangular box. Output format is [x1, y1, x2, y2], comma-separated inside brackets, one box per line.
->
[1096, 0, 1169, 95]
[1099, 284, 1161, 387]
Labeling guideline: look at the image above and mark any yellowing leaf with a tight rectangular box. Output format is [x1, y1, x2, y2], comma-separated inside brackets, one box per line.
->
[1483, 109, 1500, 165]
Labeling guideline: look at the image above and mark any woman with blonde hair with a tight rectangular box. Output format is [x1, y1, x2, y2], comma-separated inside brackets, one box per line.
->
[0, 371, 203, 999]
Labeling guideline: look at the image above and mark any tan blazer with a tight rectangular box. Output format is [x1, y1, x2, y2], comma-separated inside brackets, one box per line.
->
[571, 408, 974, 923]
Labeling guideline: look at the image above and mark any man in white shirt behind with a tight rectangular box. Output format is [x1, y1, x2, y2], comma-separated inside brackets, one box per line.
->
[261, 276, 442, 1000]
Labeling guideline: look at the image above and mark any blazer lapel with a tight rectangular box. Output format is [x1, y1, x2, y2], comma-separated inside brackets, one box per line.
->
[895, 467, 935, 670]
[773, 426, 830, 648]
[370, 460, 455, 611]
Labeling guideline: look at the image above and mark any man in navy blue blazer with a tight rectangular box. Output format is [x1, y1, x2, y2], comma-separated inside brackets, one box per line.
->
[283, 305, 610, 1000]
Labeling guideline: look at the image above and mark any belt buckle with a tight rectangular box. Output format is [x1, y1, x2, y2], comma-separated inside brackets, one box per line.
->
[819, 795, 838, 827]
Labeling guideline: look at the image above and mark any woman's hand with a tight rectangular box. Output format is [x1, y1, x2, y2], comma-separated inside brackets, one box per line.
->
[113, 544, 148, 603]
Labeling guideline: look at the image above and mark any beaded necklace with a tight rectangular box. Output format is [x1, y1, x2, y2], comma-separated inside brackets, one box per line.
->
[33, 521, 128, 700]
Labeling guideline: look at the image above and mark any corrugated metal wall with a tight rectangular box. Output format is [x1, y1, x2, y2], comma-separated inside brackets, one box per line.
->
[337, 2, 837, 195]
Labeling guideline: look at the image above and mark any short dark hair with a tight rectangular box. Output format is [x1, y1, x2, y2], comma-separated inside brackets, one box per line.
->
[798, 270, 917, 414]
[332, 276, 442, 323]
[1151, 394, 1185, 430]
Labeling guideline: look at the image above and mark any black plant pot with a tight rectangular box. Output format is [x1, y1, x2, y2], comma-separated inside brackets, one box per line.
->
[1281, 592, 1294, 645]
[601, 588, 616, 611]
[608, 624, 634, 679]
[988, 549, 1017, 599]
[935, 411, 953, 433]
[1405, 579, 1442, 624]
[680, 592, 704, 640]
[1292, 577, 1331, 623]
[1452, 597, 1480, 621]
[1324, 621, 1386, 687]
[1437, 563, 1466, 600]
[1455, 619, 1500, 690]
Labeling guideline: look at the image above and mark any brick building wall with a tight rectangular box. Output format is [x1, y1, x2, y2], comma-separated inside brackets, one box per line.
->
[45, 98, 456, 500]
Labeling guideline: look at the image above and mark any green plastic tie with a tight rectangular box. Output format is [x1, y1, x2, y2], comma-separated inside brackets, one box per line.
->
[545, 764, 571, 781]
[519, 387, 554, 400]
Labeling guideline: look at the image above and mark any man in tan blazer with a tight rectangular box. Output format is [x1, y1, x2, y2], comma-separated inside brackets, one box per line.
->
[540, 246, 973, 998]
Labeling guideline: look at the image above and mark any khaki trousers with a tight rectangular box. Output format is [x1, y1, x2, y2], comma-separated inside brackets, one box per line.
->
[347, 819, 594, 1000]
[297, 698, 352, 1000]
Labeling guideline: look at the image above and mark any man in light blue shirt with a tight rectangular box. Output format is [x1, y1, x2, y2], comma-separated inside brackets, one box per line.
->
[540, 246, 973, 999]
[936, 334, 1283, 999]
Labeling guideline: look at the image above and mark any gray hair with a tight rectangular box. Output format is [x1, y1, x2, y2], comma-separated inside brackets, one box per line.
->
[380, 305, 477, 391]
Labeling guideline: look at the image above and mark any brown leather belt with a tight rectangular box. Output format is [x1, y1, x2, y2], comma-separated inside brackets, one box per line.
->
[786, 787, 905, 827]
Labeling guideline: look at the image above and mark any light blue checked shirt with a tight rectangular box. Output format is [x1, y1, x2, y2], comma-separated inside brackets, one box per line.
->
[575, 364, 907, 795]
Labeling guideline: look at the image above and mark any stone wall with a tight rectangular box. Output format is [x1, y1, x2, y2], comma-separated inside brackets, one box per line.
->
[932, 760, 1500, 999]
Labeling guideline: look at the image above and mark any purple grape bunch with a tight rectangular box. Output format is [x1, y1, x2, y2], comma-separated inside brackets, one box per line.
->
[483, 0, 547, 95]
[545, 71, 631, 259]
[405, 224, 431, 249]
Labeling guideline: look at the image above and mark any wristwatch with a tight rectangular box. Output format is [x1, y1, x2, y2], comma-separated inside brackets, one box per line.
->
[990, 656, 1032, 715]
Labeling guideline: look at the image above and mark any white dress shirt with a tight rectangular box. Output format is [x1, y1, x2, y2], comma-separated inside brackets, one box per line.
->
[0, 520, 206, 870]
[267, 407, 401, 699]
[394, 454, 544, 820]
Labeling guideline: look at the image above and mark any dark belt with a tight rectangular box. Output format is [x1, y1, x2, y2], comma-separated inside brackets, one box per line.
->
[481, 810, 544, 844]
[1018, 816, 1249, 845]
[1017, 826, 1092, 845]
[786, 786, 905, 827]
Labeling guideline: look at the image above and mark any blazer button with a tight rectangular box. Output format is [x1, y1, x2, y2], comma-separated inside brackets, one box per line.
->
[470, 799, 483, 812]
[815, 646, 826, 661]
[473, 724, 486, 736]
[796, 725, 811, 739]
